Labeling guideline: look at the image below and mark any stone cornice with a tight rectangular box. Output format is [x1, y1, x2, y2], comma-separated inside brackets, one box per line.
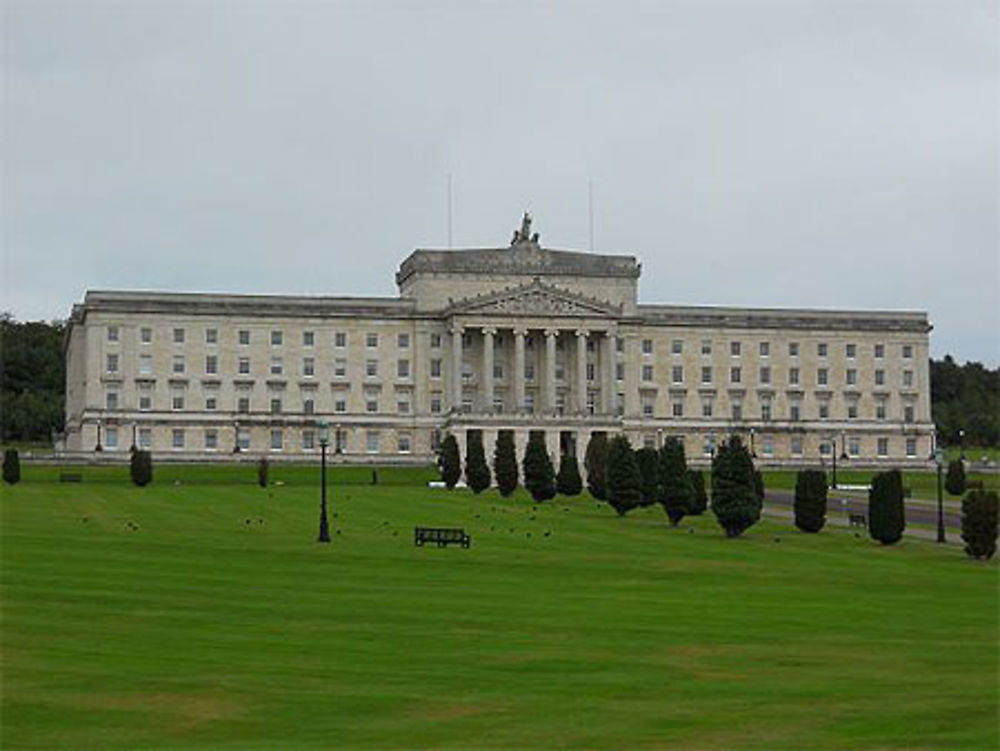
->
[637, 304, 931, 333]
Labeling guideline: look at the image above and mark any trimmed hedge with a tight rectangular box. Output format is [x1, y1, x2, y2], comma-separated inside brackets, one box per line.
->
[868, 469, 905, 545]
[961, 489, 998, 560]
[793, 469, 827, 533]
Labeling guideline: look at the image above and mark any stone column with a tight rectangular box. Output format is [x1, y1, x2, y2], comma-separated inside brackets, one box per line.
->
[544, 328, 558, 414]
[624, 334, 640, 418]
[482, 325, 496, 412]
[450, 325, 463, 412]
[575, 329, 589, 414]
[513, 327, 526, 414]
[602, 331, 616, 414]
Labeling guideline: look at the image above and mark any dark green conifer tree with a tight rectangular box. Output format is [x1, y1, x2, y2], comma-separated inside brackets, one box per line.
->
[2, 448, 20, 485]
[522, 431, 556, 502]
[130, 449, 153, 487]
[606, 435, 641, 516]
[793, 469, 827, 532]
[687, 469, 708, 515]
[710, 435, 761, 537]
[464, 430, 491, 494]
[556, 452, 583, 496]
[945, 459, 966, 496]
[440, 434, 461, 489]
[584, 432, 608, 500]
[493, 430, 519, 497]
[635, 447, 660, 506]
[257, 457, 269, 488]
[659, 437, 693, 525]
[961, 489, 998, 560]
[868, 469, 905, 545]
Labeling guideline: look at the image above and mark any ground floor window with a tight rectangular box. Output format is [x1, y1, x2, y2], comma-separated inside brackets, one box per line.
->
[905, 438, 917, 458]
[205, 430, 217, 450]
[398, 433, 411, 453]
[762, 436, 774, 457]
[877, 437, 889, 457]
[138, 428, 152, 449]
[302, 430, 315, 450]
[237, 431, 250, 451]
[270, 430, 283, 451]
[172, 429, 185, 449]
[367, 430, 380, 453]
[790, 437, 803, 457]
[848, 437, 860, 457]
[105, 427, 118, 449]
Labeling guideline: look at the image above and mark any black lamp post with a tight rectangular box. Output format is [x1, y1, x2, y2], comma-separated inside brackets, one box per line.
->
[934, 448, 946, 543]
[959, 429, 965, 461]
[829, 437, 838, 489]
[749, 427, 756, 458]
[318, 419, 331, 543]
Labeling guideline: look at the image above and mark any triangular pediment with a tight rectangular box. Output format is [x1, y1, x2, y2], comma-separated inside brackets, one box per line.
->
[448, 280, 621, 318]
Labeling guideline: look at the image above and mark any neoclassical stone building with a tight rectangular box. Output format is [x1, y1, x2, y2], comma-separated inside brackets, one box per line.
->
[64, 216, 934, 465]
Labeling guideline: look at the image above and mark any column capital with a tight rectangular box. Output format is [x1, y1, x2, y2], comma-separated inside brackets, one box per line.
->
[512, 326, 528, 337]
[575, 329, 590, 339]
[544, 327, 560, 338]
[450, 325, 464, 336]
[482, 325, 498, 336]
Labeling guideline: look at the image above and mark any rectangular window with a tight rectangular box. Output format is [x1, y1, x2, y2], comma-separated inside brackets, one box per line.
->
[789, 367, 799, 385]
[270, 398, 282, 415]
[430, 333, 441, 348]
[877, 437, 889, 457]
[173, 328, 185, 344]
[875, 343, 885, 359]
[642, 364, 654, 382]
[523, 362, 535, 381]
[731, 403, 742, 421]
[271, 330, 283, 346]
[493, 364, 503, 379]
[846, 343, 856, 359]
[205, 355, 218, 375]
[430, 359, 442, 378]
[848, 437, 860, 457]
[616, 338, 625, 354]
[759, 366, 771, 384]
[238, 396, 250, 413]
[701, 366, 712, 384]
[701, 340, 712, 355]
[761, 398, 772, 421]
[902, 344, 913, 359]
[172, 355, 185, 374]
[817, 342, 828, 358]
[730, 341, 741, 356]
[397, 359, 410, 378]
[847, 402, 858, 419]
[106, 354, 119, 373]
[759, 341, 770, 357]
[642, 339, 653, 355]
[205, 394, 217, 411]
[642, 393, 655, 417]
[463, 333, 473, 348]
[334, 391, 347, 413]
[107, 326, 120, 342]
[555, 363, 565, 381]
[270, 357, 283, 376]
[904, 404, 914, 423]
[672, 401, 684, 417]
[365, 391, 379, 413]
[367, 431, 380, 453]
[239, 329, 250, 345]
[875, 369, 885, 386]
[302, 331, 314, 347]
[334, 359, 347, 378]
[237, 430, 250, 450]
[430, 394, 442, 414]
[138, 428, 152, 449]
[397, 333, 409, 349]
[302, 430, 315, 450]
[140, 327, 152, 344]
[397, 394, 411, 414]
[302, 357, 315, 377]
[398, 434, 411, 453]
[819, 402, 830, 419]
[335, 332, 347, 348]
[366, 360, 378, 378]
[876, 399, 887, 420]
[205, 430, 218, 450]
[105, 427, 118, 449]
[789, 342, 799, 357]
[172, 429, 185, 449]
[906, 438, 917, 458]
[303, 398, 315, 415]
[730, 366, 741, 384]
[671, 339, 683, 355]
[846, 369, 857, 386]
[902, 370, 914, 387]
[701, 400, 713, 417]
[817, 368, 828, 386]
[270, 430, 283, 451]
[139, 389, 152, 411]
[763, 436, 774, 457]
[586, 362, 596, 381]
[672, 365, 683, 384]
[366, 333, 378, 348]
[791, 437, 803, 456]
[238, 357, 250, 375]
[790, 402, 801, 421]
[206, 328, 218, 344]
[820, 441, 832, 456]
[615, 363, 624, 381]
[105, 390, 119, 410]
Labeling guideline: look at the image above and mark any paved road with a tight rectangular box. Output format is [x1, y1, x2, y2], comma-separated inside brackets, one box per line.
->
[765, 489, 961, 530]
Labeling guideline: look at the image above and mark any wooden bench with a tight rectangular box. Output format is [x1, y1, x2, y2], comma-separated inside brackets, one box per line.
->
[848, 513, 866, 528]
[59, 473, 83, 483]
[414, 526, 471, 548]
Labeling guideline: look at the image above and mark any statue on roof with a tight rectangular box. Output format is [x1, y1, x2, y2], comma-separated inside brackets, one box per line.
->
[510, 212, 537, 246]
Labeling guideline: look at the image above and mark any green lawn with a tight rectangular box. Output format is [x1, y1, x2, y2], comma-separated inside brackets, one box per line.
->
[2, 468, 997, 750]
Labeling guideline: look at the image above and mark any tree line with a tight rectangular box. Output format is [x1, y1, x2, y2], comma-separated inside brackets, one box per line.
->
[1, 315, 997, 448]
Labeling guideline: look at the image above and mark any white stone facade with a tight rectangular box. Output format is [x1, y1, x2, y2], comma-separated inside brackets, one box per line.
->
[64, 227, 934, 466]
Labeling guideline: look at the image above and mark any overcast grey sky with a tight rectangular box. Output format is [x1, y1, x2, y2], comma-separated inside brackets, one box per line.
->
[2, 1, 997, 364]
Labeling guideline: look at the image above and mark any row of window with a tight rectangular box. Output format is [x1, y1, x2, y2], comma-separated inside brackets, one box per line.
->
[647, 395, 917, 422]
[640, 339, 914, 359]
[639, 364, 916, 388]
[107, 426, 409, 454]
[107, 325, 422, 350]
